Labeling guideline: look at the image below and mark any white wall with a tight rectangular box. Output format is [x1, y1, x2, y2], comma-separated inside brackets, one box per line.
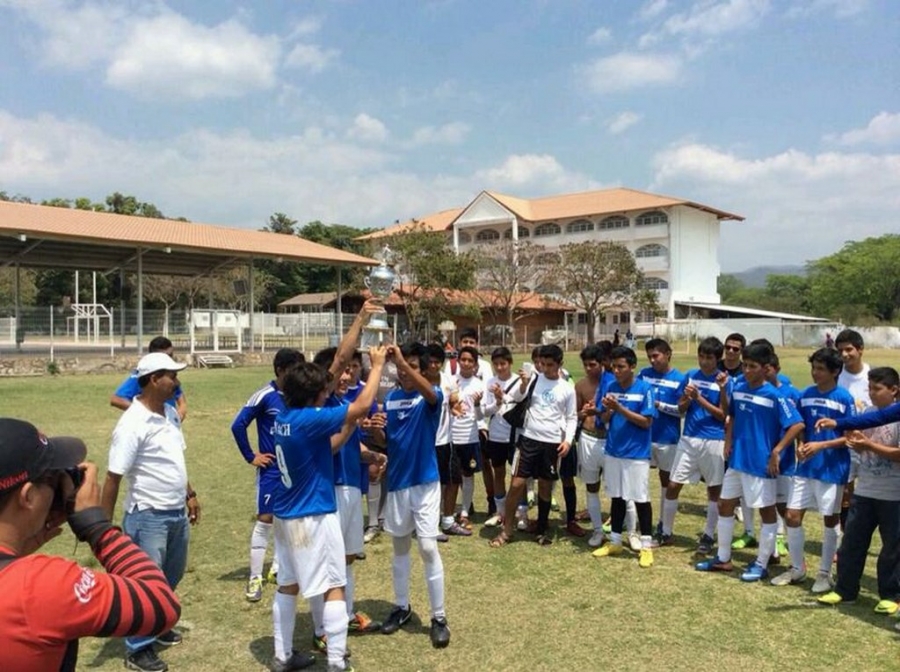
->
[668, 205, 721, 314]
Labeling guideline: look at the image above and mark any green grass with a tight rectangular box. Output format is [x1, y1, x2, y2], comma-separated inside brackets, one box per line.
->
[5, 347, 900, 671]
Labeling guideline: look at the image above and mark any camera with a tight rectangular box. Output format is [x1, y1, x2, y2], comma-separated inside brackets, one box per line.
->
[51, 466, 86, 514]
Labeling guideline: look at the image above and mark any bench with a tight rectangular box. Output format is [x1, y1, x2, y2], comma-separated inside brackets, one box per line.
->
[196, 354, 234, 368]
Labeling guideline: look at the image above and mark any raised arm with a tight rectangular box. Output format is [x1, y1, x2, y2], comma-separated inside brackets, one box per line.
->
[329, 300, 382, 380]
[392, 347, 438, 405]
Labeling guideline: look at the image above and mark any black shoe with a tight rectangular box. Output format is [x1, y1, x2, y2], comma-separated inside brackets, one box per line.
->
[468, 503, 475, 518]
[381, 604, 412, 635]
[271, 649, 316, 672]
[430, 616, 451, 648]
[125, 647, 168, 672]
[156, 630, 182, 647]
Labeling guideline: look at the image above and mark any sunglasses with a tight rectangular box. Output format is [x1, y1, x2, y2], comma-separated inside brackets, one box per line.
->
[725, 346, 742, 352]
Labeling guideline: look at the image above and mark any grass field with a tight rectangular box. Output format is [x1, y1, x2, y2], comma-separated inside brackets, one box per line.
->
[6, 347, 900, 671]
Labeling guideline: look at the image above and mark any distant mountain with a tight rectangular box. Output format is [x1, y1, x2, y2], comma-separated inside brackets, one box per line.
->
[728, 265, 806, 288]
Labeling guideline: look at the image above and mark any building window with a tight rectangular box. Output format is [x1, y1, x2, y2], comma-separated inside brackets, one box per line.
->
[641, 277, 669, 290]
[534, 222, 561, 237]
[503, 227, 530, 239]
[475, 229, 500, 244]
[598, 215, 629, 230]
[566, 219, 594, 234]
[636, 210, 668, 226]
[457, 231, 471, 245]
[635, 243, 668, 258]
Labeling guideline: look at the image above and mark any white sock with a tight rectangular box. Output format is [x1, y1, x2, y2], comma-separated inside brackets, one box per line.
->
[659, 486, 666, 526]
[756, 522, 778, 568]
[391, 535, 412, 609]
[493, 495, 505, 517]
[527, 477, 535, 496]
[367, 482, 382, 526]
[742, 503, 755, 536]
[345, 567, 355, 619]
[662, 498, 678, 536]
[625, 500, 637, 534]
[586, 491, 602, 531]
[704, 501, 719, 539]
[270, 554, 280, 575]
[610, 531, 622, 546]
[272, 592, 297, 661]
[323, 599, 349, 669]
[250, 520, 272, 579]
[821, 525, 839, 574]
[787, 525, 805, 570]
[717, 515, 735, 563]
[419, 538, 446, 618]
[441, 515, 455, 530]
[641, 534, 654, 550]
[461, 476, 474, 514]
[776, 510, 785, 535]
[309, 593, 325, 637]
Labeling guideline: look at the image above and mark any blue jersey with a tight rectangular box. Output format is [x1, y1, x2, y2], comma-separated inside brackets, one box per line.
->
[795, 385, 855, 485]
[231, 382, 284, 464]
[679, 368, 725, 440]
[728, 380, 802, 479]
[593, 371, 616, 431]
[272, 404, 348, 519]
[773, 383, 802, 475]
[639, 367, 684, 445]
[384, 386, 443, 492]
[114, 373, 182, 408]
[328, 394, 363, 489]
[605, 378, 657, 460]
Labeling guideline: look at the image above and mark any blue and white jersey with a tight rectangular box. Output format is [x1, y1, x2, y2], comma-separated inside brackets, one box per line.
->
[231, 381, 284, 465]
[272, 404, 348, 519]
[795, 385, 855, 485]
[678, 368, 726, 440]
[639, 366, 685, 445]
[115, 373, 183, 408]
[328, 393, 363, 489]
[605, 378, 657, 460]
[774, 383, 802, 475]
[728, 380, 802, 479]
[384, 386, 443, 492]
[593, 370, 616, 431]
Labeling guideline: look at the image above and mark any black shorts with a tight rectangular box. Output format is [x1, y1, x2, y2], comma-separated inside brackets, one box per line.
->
[453, 441, 482, 477]
[436, 443, 459, 486]
[559, 440, 578, 479]
[512, 436, 560, 482]
[484, 440, 511, 468]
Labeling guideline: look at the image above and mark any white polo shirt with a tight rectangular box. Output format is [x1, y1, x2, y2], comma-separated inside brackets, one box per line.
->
[109, 398, 188, 512]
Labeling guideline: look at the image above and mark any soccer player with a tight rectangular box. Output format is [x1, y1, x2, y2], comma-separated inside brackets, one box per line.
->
[639, 338, 685, 542]
[696, 343, 804, 582]
[817, 367, 900, 610]
[771, 348, 854, 592]
[230, 348, 304, 603]
[491, 345, 577, 547]
[380, 344, 451, 649]
[662, 337, 728, 553]
[110, 336, 187, 420]
[446, 346, 486, 531]
[481, 347, 518, 528]
[422, 344, 459, 541]
[592, 346, 657, 567]
[574, 344, 607, 545]
[718, 332, 745, 378]
[270, 347, 386, 672]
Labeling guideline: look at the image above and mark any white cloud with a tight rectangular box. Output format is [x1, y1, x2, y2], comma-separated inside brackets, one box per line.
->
[607, 111, 642, 135]
[408, 122, 471, 147]
[639, 0, 770, 49]
[638, 0, 670, 20]
[829, 112, 900, 146]
[346, 113, 389, 143]
[284, 43, 339, 74]
[651, 141, 900, 269]
[785, 0, 869, 19]
[579, 52, 682, 93]
[287, 16, 324, 39]
[473, 154, 601, 194]
[587, 27, 612, 45]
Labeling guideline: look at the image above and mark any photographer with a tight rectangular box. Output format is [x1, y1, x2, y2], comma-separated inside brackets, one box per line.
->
[0, 418, 181, 672]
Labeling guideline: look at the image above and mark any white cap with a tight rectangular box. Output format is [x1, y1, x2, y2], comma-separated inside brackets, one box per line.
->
[135, 352, 187, 377]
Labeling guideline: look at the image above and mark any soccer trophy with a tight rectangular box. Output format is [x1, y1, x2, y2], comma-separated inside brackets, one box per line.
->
[362, 245, 396, 346]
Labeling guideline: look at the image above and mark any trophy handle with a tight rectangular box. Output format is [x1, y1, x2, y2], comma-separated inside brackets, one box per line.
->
[364, 276, 371, 289]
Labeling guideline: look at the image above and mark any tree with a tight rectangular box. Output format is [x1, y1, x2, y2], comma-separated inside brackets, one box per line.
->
[554, 241, 646, 340]
[263, 212, 298, 235]
[717, 274, 744, 303]
[296, 221, 378, 296]
[808, 235, 900, 322]
[0, 268, 37, 306]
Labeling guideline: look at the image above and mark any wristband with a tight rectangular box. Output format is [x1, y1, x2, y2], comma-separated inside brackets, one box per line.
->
[67, 506, 114, 547]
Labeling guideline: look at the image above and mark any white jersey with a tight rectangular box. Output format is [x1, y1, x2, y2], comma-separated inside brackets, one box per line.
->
[838, 363, 872, 412]
[450, 374, 485, 445]
[483, 374, 517, 443]
[435, 371, 456, 446]
[512, 373, 578, 445]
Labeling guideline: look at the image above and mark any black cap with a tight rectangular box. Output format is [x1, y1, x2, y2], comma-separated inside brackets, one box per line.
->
[0, 418, 87, 494]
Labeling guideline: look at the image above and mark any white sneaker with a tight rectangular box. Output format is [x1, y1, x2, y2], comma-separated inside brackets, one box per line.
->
[516, 506, 528, 531]
[628, 532, 642, 552]
[770, 565, 807, 586]
[484, 513, 503, 527]
[811, 570, 835, 594]
[588, 530, 605, 548]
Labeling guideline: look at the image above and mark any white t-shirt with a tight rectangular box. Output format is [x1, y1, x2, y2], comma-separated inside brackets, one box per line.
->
[435, 371, 456, 446]
[856, 419, 900, 500]
[512, 373, 578, 445]
[483, 374, 517, 443]
[450, 375, 486, 445]
[108, 398, 188, 512]
[839, 363, 872, 412]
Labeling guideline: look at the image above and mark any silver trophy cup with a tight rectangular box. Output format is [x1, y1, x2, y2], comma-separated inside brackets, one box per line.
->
[362, 246, 396, 342]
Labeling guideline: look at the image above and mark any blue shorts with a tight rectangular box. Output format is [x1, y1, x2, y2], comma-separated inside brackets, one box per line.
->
[257, 468, 282, 515]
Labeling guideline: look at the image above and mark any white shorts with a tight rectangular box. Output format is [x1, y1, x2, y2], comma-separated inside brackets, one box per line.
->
[604, 456, 650, 502]
[383, 481, 441, 539]
[788, 477, 844, 516]
[721, 469, 776, 509]
[336, 485, 364, 556]
[651, 442, 678, 472]
[577, 433, 605, 484]
[670, 436, 725, 487]
[776, 475, 794, 504]
[274, 513, 346, 599]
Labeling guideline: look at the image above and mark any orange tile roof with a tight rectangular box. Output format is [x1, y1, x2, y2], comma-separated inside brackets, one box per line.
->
[355, 208, 462, 241]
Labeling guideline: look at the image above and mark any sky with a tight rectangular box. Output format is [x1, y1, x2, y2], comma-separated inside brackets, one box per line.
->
[0, 0, 897, 272]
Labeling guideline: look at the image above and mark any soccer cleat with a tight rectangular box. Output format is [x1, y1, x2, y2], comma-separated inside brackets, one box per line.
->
[245, 575, 264, 602]
[348, 611, 382, 634]
[811, 570, 835, 594]
[430, 616, 451, 648]
[125, 647, 168, 672]
[652, 532, 674, 548]
[155, 630, 182, 647]
[311, 634, 327, 655]
[515, 506, 529, 531]
[639, 548, 654, 568]
[770, 566, 807, 587]
[355, 551, 366, 560]
[874, 599, 900, 615]
[587, 530, 605, 548]
[267, 567, 278, 584]
[381, 605, 413, 635]
[740, 560, 769, 582]
[628, 532, 642, 552]
[696, 534, 715, 555]
[442, 521, 472, 537]
[731, 533, 758, 550]
[695, 556, 734, 572]
[363, 525, 381, 543]
[775, 534, 789, 558]
[565, 521, 588, 538]
[271, 649, 316, 672]
[484, 513, 503, 527]
[550, 496, 560, 512]
[592, 543, 623, 558]
[817, 591, 854, 606]
[601, 520, 612, 534]
[435, 532, 449, 543]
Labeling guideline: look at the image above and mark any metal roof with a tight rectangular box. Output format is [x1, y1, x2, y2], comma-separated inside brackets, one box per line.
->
[677, 301, 830, 322]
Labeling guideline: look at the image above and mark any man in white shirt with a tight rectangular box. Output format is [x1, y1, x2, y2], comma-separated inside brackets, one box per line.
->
[101, 352, 201, 672]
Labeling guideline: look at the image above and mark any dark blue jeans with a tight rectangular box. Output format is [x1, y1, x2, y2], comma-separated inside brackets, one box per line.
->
[835, 495, 900, 600]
